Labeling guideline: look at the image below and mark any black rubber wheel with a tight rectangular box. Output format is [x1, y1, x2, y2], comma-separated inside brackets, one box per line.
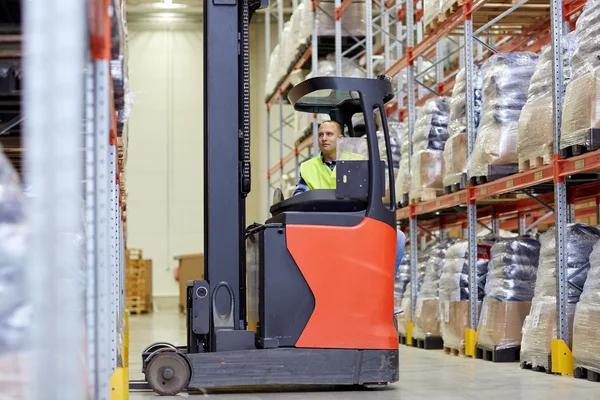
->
[145, 351, 191, 396]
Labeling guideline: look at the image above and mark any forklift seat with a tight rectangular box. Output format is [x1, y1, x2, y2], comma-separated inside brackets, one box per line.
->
[269, 189, 368, 216]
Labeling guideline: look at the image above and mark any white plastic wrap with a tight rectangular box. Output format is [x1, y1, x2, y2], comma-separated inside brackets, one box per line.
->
[521, 225, 600, 369]
[560, 0, 600, 151]
[424, 0, 442, 26]
[477, 237, 540, 350]
[468, 53, 538, 179]
[412, 98, 451, 152]
[517, 38, 576, 167]
[317, 1, 366, 37]
[396, 253, 429, 336]
[443, 67, 483, 187]
[409, 150, 443, 201]
[0, 148, 29, 397]
[573, 239, 600, 374]
[413, 240, 455, 340]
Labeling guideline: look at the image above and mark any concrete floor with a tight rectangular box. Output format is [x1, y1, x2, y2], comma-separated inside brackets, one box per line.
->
[129, 310, 600, 399]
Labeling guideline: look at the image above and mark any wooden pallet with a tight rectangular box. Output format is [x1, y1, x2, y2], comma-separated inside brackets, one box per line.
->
[410, 188, 443, 204]
[443, 345, 465, 357]
[126, 248, 150, 314]
[518, 152, 552, 172]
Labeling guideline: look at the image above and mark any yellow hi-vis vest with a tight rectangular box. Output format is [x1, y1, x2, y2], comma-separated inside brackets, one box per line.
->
[300, 152, 366, 190]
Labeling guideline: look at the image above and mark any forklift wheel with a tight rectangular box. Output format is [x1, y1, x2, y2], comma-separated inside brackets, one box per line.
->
[145, 351, 191, 396]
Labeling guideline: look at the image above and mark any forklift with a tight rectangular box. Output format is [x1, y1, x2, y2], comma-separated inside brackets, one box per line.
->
[135, 0, 400, 395]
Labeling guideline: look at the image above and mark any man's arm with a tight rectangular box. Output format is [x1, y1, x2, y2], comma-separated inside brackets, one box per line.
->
[293, 172, 309, 196]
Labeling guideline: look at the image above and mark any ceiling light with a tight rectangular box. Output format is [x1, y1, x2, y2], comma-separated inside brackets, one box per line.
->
[164, 0, 173, 4]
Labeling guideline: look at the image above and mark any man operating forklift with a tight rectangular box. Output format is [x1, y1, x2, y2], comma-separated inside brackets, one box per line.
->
[293, 119, 406, 276]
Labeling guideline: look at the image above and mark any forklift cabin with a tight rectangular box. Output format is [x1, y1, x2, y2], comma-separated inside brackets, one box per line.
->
[138, 76, 400, 395]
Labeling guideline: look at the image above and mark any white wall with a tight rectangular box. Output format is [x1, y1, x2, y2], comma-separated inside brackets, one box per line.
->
[127, 26, 204, 297]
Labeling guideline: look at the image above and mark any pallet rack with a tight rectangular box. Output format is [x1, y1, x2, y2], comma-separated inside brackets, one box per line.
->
[16, 0, 129, 398]
[387, 0, 590, 373]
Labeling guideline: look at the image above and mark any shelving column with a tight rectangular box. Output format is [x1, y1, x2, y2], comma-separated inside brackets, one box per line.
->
[23, 0, 86, 398]
[265, 7, 271, 212]
[406, 0, 418, 346]
[550, 0, 571, 375]
[312, 0, 319, 154]
[463, 0, 479, 358]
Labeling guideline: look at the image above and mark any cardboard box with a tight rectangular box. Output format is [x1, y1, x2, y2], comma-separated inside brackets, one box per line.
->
[477, 298, 531, 349]
[143, 259, 153, 312]
[413, 298, 441, 339]
[176, 253, 204, 313]
[440, 300, 480, 351]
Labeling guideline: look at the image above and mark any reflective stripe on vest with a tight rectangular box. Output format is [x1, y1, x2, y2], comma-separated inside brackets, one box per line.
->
[300, 152, 366, 190]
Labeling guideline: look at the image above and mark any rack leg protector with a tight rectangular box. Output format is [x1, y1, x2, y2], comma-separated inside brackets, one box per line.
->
[110, 367, 129, 400]
[406, 322, 414, 346]
[551, 339, 573, 376]
[464, 328, 477, 358]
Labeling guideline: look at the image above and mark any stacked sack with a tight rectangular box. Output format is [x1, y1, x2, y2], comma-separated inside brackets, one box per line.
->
[560, 0, 600, 152]
[517, 37, 576, 169]
[443, 66, 483, 189]
[477, 238, 540, 350]
[397, 250, 429, 337]
[297, 55, 366, 132]
[439, 240, 489, 352]
[413, 239, 455, 340]
[468, 53, 538, 180]
[317, 0, 366, 37]
[573, 239, 600, 375]
[521, 225, 600, 370]
[394, 123, 410, 204]
[409, 97, 451, 201]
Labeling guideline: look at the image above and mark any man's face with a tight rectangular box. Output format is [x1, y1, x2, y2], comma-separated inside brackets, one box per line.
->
[318, 122, 341, 155]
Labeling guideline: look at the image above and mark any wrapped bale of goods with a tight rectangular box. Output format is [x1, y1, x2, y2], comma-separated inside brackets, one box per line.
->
[394, 123, 410, 204]
[517, 38, 576, 170]
[572, 239, 600, 375]
[317, 0, 366, 37]
[560, 0, 600, 154]
[424, 0, 442, 27]
[0, 149, 31, 398]
[386, 121, 405, 176]
[443, 66, 483, 189]
[409, 98, 451, 202]
[468, 53, 538, 181]
[397, 253, 428, 338]
[439, 241, 489, 352]
[477, 238, 541, 352]
[521, 224, 599, 371]
[395, 256, 411, 309]
[413, 240, 455, 343]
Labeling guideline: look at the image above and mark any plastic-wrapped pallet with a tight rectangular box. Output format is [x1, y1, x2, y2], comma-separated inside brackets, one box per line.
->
[394, 123, 410, 203]
[573, 239, 600, 375]
[560, 0, 600, 153]
[424, 0, 442, 27]
[317, 0, 366, 37]
[397, 253, 429, 337]
[517, 38, 576, 169]
[521, 224, 600, 370]
[477, 237, 540, 350]
[264, 44, 281, 98]
[443, 66, 483, 188]
[409, 98, 450, 201]
[386, 121, 404, 175]
[0, 148, 29, 397]
[439, 240, 489, 351]
[468, 53, 538, 180]
[413, 239, 455, 340]
[395, 256, 411, 312]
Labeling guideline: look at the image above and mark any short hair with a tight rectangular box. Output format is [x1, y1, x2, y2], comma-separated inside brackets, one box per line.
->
[319, 120, 343, 136]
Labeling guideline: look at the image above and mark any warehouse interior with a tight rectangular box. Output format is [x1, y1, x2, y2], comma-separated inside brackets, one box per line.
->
[3, 0, 600, 398]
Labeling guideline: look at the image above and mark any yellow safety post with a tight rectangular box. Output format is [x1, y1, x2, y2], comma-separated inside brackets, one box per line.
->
[406, 322, 414, 346]
[551, 339, 573, 376]
[111, 311, 130, 400]
[464, 328, 477, 358]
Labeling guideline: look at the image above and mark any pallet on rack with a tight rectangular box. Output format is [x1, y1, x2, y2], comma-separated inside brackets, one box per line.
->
[518, 151, 553, 172]
[559, 129, 600, 159]
[476, 344, 520, 363]
[443, 345, 465, 357]
[412, 336, 444, 350]
[424, 18, 441, 35]
[410, 188, 443, 204]
[520, 354, 552, 374]
[126, 248, 150, 314]
[574, 366, 600, 383]
[316, 35, 367, 59]
[399, 334, 409, 345]
[469, 164, 519, 186]
[443, 174, 467, 194]
[399, 193, 409, 208]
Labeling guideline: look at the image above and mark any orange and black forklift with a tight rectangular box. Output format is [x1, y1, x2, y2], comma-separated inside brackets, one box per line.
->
[134, 0, 399, 395]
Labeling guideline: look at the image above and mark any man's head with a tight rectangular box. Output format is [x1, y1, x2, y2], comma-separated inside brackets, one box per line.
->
[318, 120, 343, 160]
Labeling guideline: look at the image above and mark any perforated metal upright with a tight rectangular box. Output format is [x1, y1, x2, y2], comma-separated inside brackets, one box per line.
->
[23, 0, 86, 398]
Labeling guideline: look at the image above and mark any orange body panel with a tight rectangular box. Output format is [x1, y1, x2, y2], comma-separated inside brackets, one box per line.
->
[286, 217, 397, 350]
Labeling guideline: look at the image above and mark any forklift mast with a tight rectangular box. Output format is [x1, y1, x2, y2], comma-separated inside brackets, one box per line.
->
[203, 0, 266, 347]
